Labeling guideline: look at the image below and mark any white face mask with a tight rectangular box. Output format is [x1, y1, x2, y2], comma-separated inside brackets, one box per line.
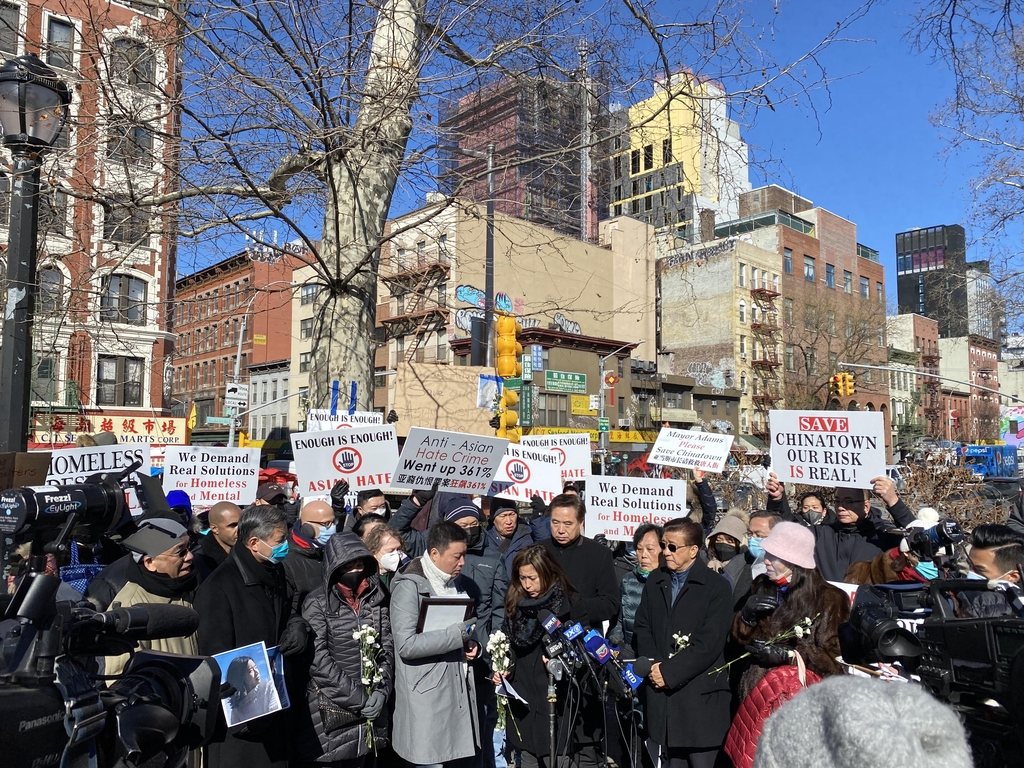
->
[379, 550, 403, 573]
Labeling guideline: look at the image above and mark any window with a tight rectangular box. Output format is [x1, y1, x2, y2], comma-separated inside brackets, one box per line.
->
[613, 184, 621, 202]
[37, 267, 63, 313]
[300, 284, 318, 305]
[536, 393, 568, 427]
[96, 355, 143, 406]
[300, 317, 314, 339]
[843, 270, 852, 293]
[860, 276, 869, 297]
[739, 335, 746, 355]
[738, 301, 746, 323]
[104, 197, 149, 244]
[829, 352, 838, 370]
[108, 122, 153, 166]
[38, 185, 68, 236]
[876, 281, 884, 303]
[32, 355, 58, 402]
[644, 195, 652, 211]
[738, 263, 746, 287]
[299, 352, 311, 373]
[662, 138, 672, 165]
[783, 248, 793, 274]
[630, 149, 640, 174]
[0, 3, 19, 55]
[46, 18, 74, 71]
[803, 256, 815, 282]
[612, 156, 621, 179]
[845, 316, 854, 339]
[785, 345, 795, 372]
[804, 305, 817, 331]
[825, 264, 835, 289]
[741, 408, 748, 432]
[110, 38, 153, 88]
[783, 299, 793, 325]
[878, 326, 885, 346]
[827, 310, 836, 336]
[805, 349, 817, 375]
[101, 274, 147, 325]
[643, 144, 654, 170]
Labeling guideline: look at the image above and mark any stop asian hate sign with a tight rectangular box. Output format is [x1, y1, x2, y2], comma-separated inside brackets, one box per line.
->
[489, 444, 562, 503]
[291, 425, 398, 495]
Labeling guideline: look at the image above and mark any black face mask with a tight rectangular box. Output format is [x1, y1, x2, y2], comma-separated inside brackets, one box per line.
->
[338, 569, 365, 590]
[712, 542, 738, 562]
[464, 526, 482, 549]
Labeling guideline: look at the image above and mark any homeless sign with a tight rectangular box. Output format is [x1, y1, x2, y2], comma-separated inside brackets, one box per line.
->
[392, 428, 508, 494]
[769, 410, 886, 489]
[519, 433, 591, 482]
[585, 477, 689, 541]
[649, 428, 734, 473]
[488, 444, 562, 503]
[163, 447, 261, 504]
[290, 425, 398, 494]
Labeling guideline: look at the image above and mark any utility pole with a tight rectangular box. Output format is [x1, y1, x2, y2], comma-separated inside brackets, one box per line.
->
[598, 340, 643, 475]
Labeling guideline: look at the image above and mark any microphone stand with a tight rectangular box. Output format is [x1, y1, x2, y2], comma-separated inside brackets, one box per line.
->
[548, 669, 557, 765]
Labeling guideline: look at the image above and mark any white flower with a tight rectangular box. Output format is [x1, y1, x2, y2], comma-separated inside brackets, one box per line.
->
[352, 631, 361, 640]
[361, 677, 370, 685]
[793, 625, 804, 639]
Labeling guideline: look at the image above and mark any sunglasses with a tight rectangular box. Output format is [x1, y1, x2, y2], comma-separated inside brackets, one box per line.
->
[660, 541, 695, 553]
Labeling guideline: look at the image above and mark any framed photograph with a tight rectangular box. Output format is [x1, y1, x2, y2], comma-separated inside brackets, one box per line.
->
[213, 641, 283, 727]
[416, 595, 475, 634]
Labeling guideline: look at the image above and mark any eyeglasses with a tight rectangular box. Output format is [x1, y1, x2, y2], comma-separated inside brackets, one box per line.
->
[660, 541, 695, 553]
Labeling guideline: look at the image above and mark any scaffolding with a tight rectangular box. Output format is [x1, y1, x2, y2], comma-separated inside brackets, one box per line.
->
[749, 286, 783, 441]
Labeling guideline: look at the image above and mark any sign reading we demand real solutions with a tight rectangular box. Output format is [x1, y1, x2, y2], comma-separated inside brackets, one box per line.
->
[585, 476, 689, 542]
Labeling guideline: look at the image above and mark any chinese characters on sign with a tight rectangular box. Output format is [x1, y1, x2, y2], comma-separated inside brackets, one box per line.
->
[544, 370, 587, 394]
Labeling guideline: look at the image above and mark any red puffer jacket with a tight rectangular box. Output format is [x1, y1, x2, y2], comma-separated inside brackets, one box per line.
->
[724, 658, 822, 768]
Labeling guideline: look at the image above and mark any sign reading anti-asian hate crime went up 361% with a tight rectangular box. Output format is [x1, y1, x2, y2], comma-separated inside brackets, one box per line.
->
[769, 410, 886, 490]
[392, 427, 509, 493]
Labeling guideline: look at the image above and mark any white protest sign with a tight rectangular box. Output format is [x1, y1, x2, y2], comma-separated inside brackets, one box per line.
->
[37, 444, 153, 515]
[163, 447, 261, 505]
[769, 410, 886, 489]
[520, 433, 592, 482]
[290, 425, 398, 495]
[393, 427, 508, 494]
[488, 444, 563, 503]
[585, 476, 689, 542]
[307, 410, 384, 431]
[649, 428, 734, 473]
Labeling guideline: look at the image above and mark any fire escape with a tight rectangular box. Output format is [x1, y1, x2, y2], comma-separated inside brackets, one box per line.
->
[921, 350, 941, 438]
[749, 286, 783, 442]
[379, 248, 451, 364]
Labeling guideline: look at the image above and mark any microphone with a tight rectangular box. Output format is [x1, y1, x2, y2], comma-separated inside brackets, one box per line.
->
[582, 629, 613, 664]
[92, 603, 200, 640]
[545, 657, 565, 681]
[631, 657, 653, 678]
[538, 609, 581, 666]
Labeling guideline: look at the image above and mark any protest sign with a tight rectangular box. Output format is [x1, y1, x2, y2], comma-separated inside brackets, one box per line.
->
[769, 410, 886, 489]
[488, 444, 563, 503]
[649, 428, 734, 473]
[163, 447, 260, 504]
[290, 425, 398, 495]
[41, 445, 151, 485]
[306, 409, 384, 431]
[0, 452, 52, 491]
[520, 433, 592, 481]
[393, 427, 508, 493]
[585, 476, 689, 541]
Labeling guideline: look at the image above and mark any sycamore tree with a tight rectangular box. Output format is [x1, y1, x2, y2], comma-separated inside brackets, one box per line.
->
[41, 0, 879, 408]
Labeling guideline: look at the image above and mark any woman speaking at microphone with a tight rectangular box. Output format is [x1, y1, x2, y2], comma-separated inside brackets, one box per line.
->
[493, 544, 576, 768]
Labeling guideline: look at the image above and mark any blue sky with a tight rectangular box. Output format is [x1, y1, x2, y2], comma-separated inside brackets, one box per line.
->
[741, 1, 979, 285]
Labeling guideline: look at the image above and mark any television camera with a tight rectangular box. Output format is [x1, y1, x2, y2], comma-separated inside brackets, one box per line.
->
[0, 461, 221, 768]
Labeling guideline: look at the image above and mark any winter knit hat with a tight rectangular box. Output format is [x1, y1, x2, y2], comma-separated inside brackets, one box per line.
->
[443, 496, 481, 524]
[754, 676, 972, 768]
[760, 521, 816, 569]
[708, 510, 748, 548]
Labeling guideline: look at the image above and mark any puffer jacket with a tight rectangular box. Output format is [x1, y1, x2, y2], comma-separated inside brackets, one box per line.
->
[298, 532, 394, 763]
[608, 567, 647, 647]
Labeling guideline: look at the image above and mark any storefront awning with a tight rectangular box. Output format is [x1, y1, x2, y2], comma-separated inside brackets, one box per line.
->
[736, 434, 769, 453]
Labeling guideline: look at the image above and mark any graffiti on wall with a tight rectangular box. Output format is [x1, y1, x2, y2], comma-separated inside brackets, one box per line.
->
[455, 284, 513, 314]
[685, 360, 734, 395]
[454, 308, 541, 335]
[553, 312, 582, 335]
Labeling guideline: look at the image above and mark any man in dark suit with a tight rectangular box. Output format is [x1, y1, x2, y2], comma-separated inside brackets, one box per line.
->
[632, 518, 733, 768]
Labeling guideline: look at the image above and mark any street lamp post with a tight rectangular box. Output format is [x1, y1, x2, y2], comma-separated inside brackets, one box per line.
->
[227, 281, 295, 447]
[0, 54, 70, 452]
[597, 340, 643, 476]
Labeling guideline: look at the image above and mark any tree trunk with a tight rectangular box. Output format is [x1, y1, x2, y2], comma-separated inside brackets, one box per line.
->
[309, 0, 424, 409]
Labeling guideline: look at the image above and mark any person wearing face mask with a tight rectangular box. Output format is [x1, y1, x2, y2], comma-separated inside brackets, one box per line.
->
[705, 510, 754, 608]
[296, 532, 395, 765]
[746, 510, 782, 580]
[363, 524, 410, 599]
[282, 500, 339, 611]
[955, 524, 1024, 618]
[608, 523, 662, 648]
[194, 505, 311, 768]
[731, 522, 850, 700]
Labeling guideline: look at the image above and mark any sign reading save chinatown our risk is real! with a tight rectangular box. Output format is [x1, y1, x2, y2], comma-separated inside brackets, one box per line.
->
[769, 410, 886, 489]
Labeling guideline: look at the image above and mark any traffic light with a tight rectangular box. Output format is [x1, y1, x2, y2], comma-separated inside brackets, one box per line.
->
[496, 387, 520, 443]
[843, 372, 856, 397]
[494, 312, 523, 379]
[830, 374, 843, 398]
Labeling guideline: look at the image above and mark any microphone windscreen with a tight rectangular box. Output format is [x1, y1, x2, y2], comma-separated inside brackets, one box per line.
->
[140, 603, 201, 640]
[632, 657, 653, 678]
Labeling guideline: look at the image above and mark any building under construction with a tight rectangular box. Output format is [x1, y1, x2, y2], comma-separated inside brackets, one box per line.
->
[439, 73, 609, 242]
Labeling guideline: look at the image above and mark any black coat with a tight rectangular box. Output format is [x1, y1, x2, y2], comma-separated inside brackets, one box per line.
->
[298, 533, 394, 762]
[193, 532, 230, 584]
[282, 524, 325, 612]
[194, 545, 299, 768]
[84, 554, 133, 610]
[541, 536, 620, 628]
[632, 558, 734, 750]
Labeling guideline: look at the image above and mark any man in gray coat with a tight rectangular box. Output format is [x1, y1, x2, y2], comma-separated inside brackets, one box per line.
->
[390, 520, 481, 767]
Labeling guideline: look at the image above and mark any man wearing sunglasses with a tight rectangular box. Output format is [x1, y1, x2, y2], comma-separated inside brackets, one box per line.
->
[632, 518, 734, 768]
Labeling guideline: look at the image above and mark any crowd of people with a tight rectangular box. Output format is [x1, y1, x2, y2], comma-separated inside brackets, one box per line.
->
[17, 467, 1024, 768]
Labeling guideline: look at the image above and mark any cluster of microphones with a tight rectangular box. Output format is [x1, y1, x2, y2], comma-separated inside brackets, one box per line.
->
[538, 610, 647, 697]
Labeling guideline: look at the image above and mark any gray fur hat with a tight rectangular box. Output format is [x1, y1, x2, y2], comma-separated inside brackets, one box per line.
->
[754, 676, 972, 768]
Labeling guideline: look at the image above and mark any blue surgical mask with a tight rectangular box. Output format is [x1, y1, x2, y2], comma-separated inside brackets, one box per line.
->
[317, 524, 337, 545]
[915, 560, 938, 580]
[966, 570, 986, 581]
[260, 539, 290, 564]
[747, 537, 765, 559]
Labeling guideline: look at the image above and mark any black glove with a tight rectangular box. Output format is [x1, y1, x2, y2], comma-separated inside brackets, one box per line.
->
[745, 640, 793, 668]
[330, 480, 350, 516]
[277, 617, 309, 656]
[530, 494, 547, 517]
[740, 594, 779, 626]
[413, 482, 439, 507]
[361, 690, 387, 720]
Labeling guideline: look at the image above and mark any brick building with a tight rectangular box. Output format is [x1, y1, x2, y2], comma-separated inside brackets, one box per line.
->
[0, 0, 181, 445]
[888, 313, 941, 439]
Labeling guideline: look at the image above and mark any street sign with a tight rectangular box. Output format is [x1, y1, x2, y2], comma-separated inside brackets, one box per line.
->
[545, 370, 587, 394]
[503, 377, 522, 392]
[598, 417, 610, 432]
[520, 384, 533, 427]
[205, 416, 233, 426]
[253, 334, 267, 345]
[225, 382, 249, 409]
[522, 353, 533, 382]
[589, 394, 601, 411]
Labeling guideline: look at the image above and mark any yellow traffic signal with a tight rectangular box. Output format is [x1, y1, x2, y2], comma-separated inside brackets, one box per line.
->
[495, 387, 520, 442]
[843, 373, 856, 397]
[830, 374, 843, 399]
[495, 313, 523, 379]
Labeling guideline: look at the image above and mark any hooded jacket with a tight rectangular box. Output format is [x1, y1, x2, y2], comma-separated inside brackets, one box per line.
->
[297, 533, 394, 762]
[282, 522, 325, 612]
